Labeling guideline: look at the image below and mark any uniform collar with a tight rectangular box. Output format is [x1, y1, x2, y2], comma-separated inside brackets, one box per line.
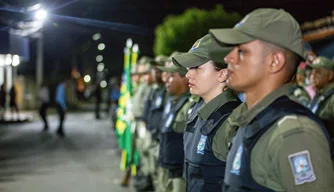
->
[171, 91, 190, 104]
[319, 82, 334, 95]
[199, 89, 236, 120]
[231, 84, 293, 127]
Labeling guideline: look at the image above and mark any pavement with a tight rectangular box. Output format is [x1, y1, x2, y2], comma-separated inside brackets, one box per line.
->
[0, 112, 135, 192]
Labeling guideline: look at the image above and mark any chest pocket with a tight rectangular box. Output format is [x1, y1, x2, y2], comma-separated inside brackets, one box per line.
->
[185, 99, 204, 133]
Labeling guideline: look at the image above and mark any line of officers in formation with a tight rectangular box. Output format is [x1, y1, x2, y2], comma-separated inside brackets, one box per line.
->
[123, 8, 334, 192]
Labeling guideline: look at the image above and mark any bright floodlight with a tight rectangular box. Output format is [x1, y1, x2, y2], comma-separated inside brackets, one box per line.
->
[5, 54, 12, 65]
[126, 38, 133, 48]
[132, 44, 139, 53]
[35, 9, 47, 21]
[100, 80, 107, 88]
[96, 55, 103, 62]
[12, 55, 20, 66]
[0, 55, 5, 67]
[97, 63, 105, 72]
[93, 33, 101, 41]
[98, 43, 105, 51]
[84, 75, 91, 83]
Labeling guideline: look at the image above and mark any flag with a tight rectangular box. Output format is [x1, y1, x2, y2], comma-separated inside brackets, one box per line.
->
[115, 40, 140, 172]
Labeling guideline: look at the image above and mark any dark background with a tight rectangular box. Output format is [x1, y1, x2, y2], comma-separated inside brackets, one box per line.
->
[0, 0, 333, 78]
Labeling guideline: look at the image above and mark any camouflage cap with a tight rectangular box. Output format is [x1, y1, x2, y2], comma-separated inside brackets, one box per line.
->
[210, 8, 304, 58]
[172, 34, 232, 68]
[154, 55, 169, 65]
[307, 56, 334, 70]
[157, 64, 188, 76]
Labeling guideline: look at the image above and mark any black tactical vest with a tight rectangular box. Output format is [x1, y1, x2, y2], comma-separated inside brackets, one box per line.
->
[223, 96, 332, 192]
[159, 94, 190, 171]
[142, 86, 154, 122]
[184, 100, 240, 192]
[146, 87, 167, 140]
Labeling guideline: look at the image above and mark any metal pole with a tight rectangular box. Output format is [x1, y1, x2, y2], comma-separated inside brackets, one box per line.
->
[36, 33, 43, 87]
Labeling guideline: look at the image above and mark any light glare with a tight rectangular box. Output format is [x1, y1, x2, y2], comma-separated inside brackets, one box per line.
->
[84, 75, 91, 83]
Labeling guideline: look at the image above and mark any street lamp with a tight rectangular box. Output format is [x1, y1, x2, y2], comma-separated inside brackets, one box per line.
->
[35, 9, 47, 21]
[84, 75, 91, 83]
[97, 63, 104, 72]
[98, 43, 105, 51]
[12, 55, 20, 67]
[5, 54, 12, 65]
[100, 80, 107, 88]
[96, 55, 103, 62]
[93, 33, 101, 41]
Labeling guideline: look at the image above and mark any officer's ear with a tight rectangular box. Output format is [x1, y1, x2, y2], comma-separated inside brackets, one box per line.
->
[268, 51, 286, 74]
[218, 69, 228, 83]
[327, 70, 334, 82]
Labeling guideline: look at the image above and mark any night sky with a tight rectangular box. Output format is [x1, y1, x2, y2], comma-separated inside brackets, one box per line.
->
[0, 0, 333, 79]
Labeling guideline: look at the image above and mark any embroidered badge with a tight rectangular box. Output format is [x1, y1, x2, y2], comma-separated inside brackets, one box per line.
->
[288, 150, 316, 185]
[197, 135, 207, 155]
[230, 145, 243, 176]
[191, 39, 201, 51]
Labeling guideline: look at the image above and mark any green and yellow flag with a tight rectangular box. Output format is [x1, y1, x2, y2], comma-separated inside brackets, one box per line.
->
[115, 39, 139, 174]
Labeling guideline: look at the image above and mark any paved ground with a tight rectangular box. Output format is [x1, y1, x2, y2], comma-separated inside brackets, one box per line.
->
[0, 112, 135, 192]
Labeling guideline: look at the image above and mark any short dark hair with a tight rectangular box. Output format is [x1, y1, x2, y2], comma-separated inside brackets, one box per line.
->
[261, 41, 302, 82]
[212, 61, 228, 71]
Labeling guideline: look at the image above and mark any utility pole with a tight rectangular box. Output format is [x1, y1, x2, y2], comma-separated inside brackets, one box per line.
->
[36, 33, 43, 87]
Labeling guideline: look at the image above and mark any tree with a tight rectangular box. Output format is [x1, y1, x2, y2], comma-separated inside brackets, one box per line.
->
[154, 5, 241, 56]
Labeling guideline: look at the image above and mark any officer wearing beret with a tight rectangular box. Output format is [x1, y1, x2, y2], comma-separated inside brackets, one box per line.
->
[210, 8, 334, 191]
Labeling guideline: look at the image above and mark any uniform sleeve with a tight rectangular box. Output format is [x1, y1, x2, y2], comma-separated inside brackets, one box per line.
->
[212, 120, 237, 161]
[273, 125, 334, 192]
[173, 100, 196, 133]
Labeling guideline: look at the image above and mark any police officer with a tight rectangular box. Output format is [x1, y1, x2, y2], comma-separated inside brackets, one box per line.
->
[290, 67, 311, 106]
[210, 8, 334, 191]
[134, 56, 160, 191]
[158, 63, 199, 192]
[144, 55, 169, 191]
[308, 56, 334, 139]
[172, 34, 240, 192]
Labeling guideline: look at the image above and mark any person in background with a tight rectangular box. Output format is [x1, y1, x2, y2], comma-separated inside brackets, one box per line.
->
[55, 80, 67, 137]
[304, 49, 318, 99]
[9, 85, 20, 120]
[308, 56, 334, 143]
[39, 81, 50, 131]
[94, 85, 102, 119]
[290, 64, 311, 106]
[0, 84, 6, 120]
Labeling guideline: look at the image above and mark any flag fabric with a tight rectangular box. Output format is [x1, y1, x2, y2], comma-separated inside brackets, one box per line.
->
[115, 41, 139, 172]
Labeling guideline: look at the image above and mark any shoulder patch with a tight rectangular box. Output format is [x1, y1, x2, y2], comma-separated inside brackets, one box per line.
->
[288, 150, 316, 185]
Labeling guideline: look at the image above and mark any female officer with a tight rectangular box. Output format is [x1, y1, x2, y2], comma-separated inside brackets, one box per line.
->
[173, 34, 241, 192]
